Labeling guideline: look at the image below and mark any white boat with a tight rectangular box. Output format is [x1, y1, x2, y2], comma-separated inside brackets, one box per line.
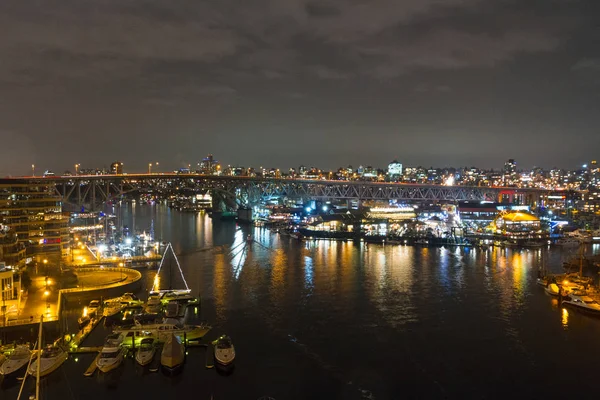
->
[87, 299, 101, 316]
[159, 290, 199, 305]
[27, 345, 68, 377]
[102, 301, 124, 317]
[135, 337, 156, 366]
[214, 335, 235, 367]
[165, 301, 180, 318]
[145, 293, 163, 313]
[562, 294, 600, 316]
[555, 238, 582, 246]
[96, 333, 125, 373]
[160, 333, 184, 372]
[0, 344, 31, 376]
[115, 320, 211, 342]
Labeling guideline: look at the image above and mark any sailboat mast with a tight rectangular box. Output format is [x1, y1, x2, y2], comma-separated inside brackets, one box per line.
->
[35, 314, 43, 400]
[579, 242, 584, 277]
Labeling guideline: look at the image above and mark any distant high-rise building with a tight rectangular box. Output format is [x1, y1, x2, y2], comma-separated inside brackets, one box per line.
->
[504, 159, 517, 175]
[110, 161, 124, 174]
[387, 160, 403, 181]
[199, 154, 220, 175]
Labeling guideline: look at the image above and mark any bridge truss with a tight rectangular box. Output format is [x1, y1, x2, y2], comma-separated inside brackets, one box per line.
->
[18, 174, 543, 211]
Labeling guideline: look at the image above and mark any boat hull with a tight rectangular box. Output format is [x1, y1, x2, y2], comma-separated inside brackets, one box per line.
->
[0, 359, 29, 377]
[96, 350, 125, 373]
[160, 335, 185, 374]
[136, 349, 156, 366]
[562, 302, 600, 316]
[28, 352, 68, 377]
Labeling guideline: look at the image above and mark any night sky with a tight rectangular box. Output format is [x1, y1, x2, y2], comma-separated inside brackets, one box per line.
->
[1, 0, 599, 176]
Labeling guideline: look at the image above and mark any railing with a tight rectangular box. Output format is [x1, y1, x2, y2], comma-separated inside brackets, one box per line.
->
[2, 314, 59, 327]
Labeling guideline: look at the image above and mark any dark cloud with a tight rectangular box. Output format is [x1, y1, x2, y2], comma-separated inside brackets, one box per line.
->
[0, 0, 598, 174]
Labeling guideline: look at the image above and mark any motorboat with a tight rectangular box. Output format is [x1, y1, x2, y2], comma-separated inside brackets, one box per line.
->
[0, 344, 31, 376]
[159, 290, 199, 306]
[78, 315, 91, 330]
[562, 294, 600, 316]
[214, 335, 235, 367]
[135, 337, 156, 366]
[145, 293, 163, 313]
[160, 333, 185, 373]
[555, 237, 582, 246]
[115, 320, 211, 342]
[87, 299, 101, 316]
[96, 333, 126, 373]
[103, 301, 124, 318]
[27, 345, 68, 377]
[165, 301, 181, 318]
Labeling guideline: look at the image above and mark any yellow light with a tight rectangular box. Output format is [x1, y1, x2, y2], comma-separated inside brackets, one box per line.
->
[43, 259, 48, 264]
[119, 262, 124, 267]
[112, 256, 117, 261]
[83, 306, 88, 317]
[44, 290, 49, 296]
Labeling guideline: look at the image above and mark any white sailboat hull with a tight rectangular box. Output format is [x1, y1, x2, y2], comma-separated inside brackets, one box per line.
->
[160, 335, 184, 372]
[28, 351, 68, 377]
[0, 358, 29, 376]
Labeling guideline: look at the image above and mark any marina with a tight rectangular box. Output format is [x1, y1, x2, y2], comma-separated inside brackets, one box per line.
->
[3, 204, 600, 399]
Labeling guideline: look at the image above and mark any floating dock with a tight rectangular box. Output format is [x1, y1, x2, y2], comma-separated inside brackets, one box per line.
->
[84, 353, 101, 376]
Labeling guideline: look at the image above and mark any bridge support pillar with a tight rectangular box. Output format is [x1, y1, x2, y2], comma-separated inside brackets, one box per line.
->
[237, 207, 252, 223]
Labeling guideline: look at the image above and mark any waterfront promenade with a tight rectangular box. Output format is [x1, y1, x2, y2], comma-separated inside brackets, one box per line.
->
[1, 249, 142, 328]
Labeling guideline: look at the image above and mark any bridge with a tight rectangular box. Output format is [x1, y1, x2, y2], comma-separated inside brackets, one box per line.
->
[8, 174, 549, 211]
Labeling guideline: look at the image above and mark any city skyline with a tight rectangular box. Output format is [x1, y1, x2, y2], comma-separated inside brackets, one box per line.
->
[1, 1, 600, 175]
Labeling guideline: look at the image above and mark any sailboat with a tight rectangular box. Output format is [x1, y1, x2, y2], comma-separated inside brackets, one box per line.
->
[27, 345, 68, 377]
[160, 333, 185, 373]
[27, 316, 68, 378]
[149, 242, 194, 300]
[0, 344, 31, 377]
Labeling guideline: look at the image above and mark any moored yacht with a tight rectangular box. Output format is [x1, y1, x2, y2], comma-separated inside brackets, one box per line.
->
[135, 337, 156, 366]
[160, 333, 185, 373]
[214, 335, 235, 367]
[27, 345, 68, 377]
[0, 344, 31, 377]
[562, 294, 600, 316]
[145, 293, 163, 313]
[115, 320, 211, 342]
[96, 333, 126, 373]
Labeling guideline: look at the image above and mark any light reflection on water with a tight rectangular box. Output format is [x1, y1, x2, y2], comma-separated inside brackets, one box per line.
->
[6, 204, 600, 399]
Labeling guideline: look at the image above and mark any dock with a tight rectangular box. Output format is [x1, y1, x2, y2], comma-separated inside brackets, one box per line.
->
[70, 316, 104, 350]
[84, 353, 101, 376]
[204, 343, 214, 369]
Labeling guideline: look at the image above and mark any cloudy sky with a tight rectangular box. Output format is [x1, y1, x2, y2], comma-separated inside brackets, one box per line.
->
[1, 0, 599, 175]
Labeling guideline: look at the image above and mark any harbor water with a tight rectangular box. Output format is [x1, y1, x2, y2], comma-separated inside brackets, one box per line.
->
[3, 203, 600, 399]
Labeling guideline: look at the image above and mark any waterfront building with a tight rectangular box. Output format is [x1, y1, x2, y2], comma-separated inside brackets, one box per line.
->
[487, 210, 541, 237]
[0, 225, 26, 270]
[0, 179, 69, 256]
[0, 265, 22, 323]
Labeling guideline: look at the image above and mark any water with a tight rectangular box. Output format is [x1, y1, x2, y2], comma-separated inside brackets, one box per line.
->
[3, 203, 600, 399]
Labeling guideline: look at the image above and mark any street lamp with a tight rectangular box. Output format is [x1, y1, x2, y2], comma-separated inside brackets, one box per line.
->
[75, 163, 80, 175]
[32, 164, 35, 177]
[148, 162, 158, 174]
